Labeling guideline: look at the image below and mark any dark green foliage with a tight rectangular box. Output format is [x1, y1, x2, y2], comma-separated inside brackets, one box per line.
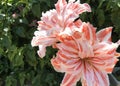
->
[0, 0, 120, 86]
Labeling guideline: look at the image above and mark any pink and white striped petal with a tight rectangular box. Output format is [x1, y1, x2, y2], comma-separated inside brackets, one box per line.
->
[60, 73, 81, 86]
[96, 27, 112, 42]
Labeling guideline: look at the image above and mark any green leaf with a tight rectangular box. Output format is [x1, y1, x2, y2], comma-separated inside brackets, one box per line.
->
[45, 73, 54, 83]
[19, 72, 26, 86]
[98, 0, 105, 8]
[22, 6, 30, 16]
[21, 18, 29, 24]
[13, 47, 24, 67]
[8, 46, 18, 62]
[5, 76, 17, 86]
[0, 48, 3, 54]
[32, 74, 41, 86]
[97, 9, 105, 26]
[5, 76, 12, 86]
[0, 36, 11, 48]
[40, 0, 51, 7]
[111, 10, 120, 28]
[8, 46, 24, 67]
[24, 45, 37, 67]
[13, 26, 26, 37]
[32, 3, 41, 18]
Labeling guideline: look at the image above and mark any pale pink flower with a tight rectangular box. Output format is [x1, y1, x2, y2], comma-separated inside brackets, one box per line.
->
[12, 13, 19, 19]
[31, 0, 91, 58]
[51, 22, 120, 86]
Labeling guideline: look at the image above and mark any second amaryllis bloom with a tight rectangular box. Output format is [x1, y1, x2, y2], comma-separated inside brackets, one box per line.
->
[51, 22, 120, 86]
[31, 0, 91, 58]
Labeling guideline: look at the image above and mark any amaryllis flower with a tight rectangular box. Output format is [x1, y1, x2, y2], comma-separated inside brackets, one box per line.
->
[31, 0, 91, 58]
[51, 22, 120, 86]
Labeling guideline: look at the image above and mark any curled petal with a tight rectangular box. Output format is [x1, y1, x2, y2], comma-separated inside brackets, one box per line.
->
[51, 51, 75, 72]
[51, 51, 84, 74]
[31, 30, 57, 58]
[93, 42, 119, 73]
[93, 42, 119, 56]
[37, 45, 46, 58]
[31, 30, 47, 46]
[63, 2, 91, 27]
[60, 73, 81, 86]
[76, 3, 91, 14]
[31, 35, 57, 46]
[31, 30, 56, 46]
[96, 27, 113, 42]
[51, 57, 62, 72]
[31, 37, 40, 46]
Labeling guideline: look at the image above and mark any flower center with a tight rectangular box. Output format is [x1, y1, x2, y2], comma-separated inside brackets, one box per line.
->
[80, 57, 93, 67]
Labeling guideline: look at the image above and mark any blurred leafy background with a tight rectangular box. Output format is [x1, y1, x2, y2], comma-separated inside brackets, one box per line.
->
[0, 0, 120, 86]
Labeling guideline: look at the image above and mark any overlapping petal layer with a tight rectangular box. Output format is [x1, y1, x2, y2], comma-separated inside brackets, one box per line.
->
[51, 22, 120, 86]
[31, 0, 91, 58]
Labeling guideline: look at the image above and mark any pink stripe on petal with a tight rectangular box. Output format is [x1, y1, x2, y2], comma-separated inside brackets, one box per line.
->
[31, 36, 57, 46]
[81, 22, 96, 44]
[94, 70, 109, 86]
[73, 19, 82, 28]
[76, 3, 91, 14]
[55, 0, 67, 13]
[61, 73, 81, 86]
[56, 51, 71, 63]
[97, 27, 112, 42]
[82, 67, 109, 86]
[57, 43, 78, 54]
[78, 40, 94, 58]
[51, 57, 62, 72]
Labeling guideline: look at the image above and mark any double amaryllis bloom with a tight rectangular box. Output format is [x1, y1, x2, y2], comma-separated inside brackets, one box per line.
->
[31, 0, 120, 86]
[31, 0, 91, 58]
[51, 23, 120, 86]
